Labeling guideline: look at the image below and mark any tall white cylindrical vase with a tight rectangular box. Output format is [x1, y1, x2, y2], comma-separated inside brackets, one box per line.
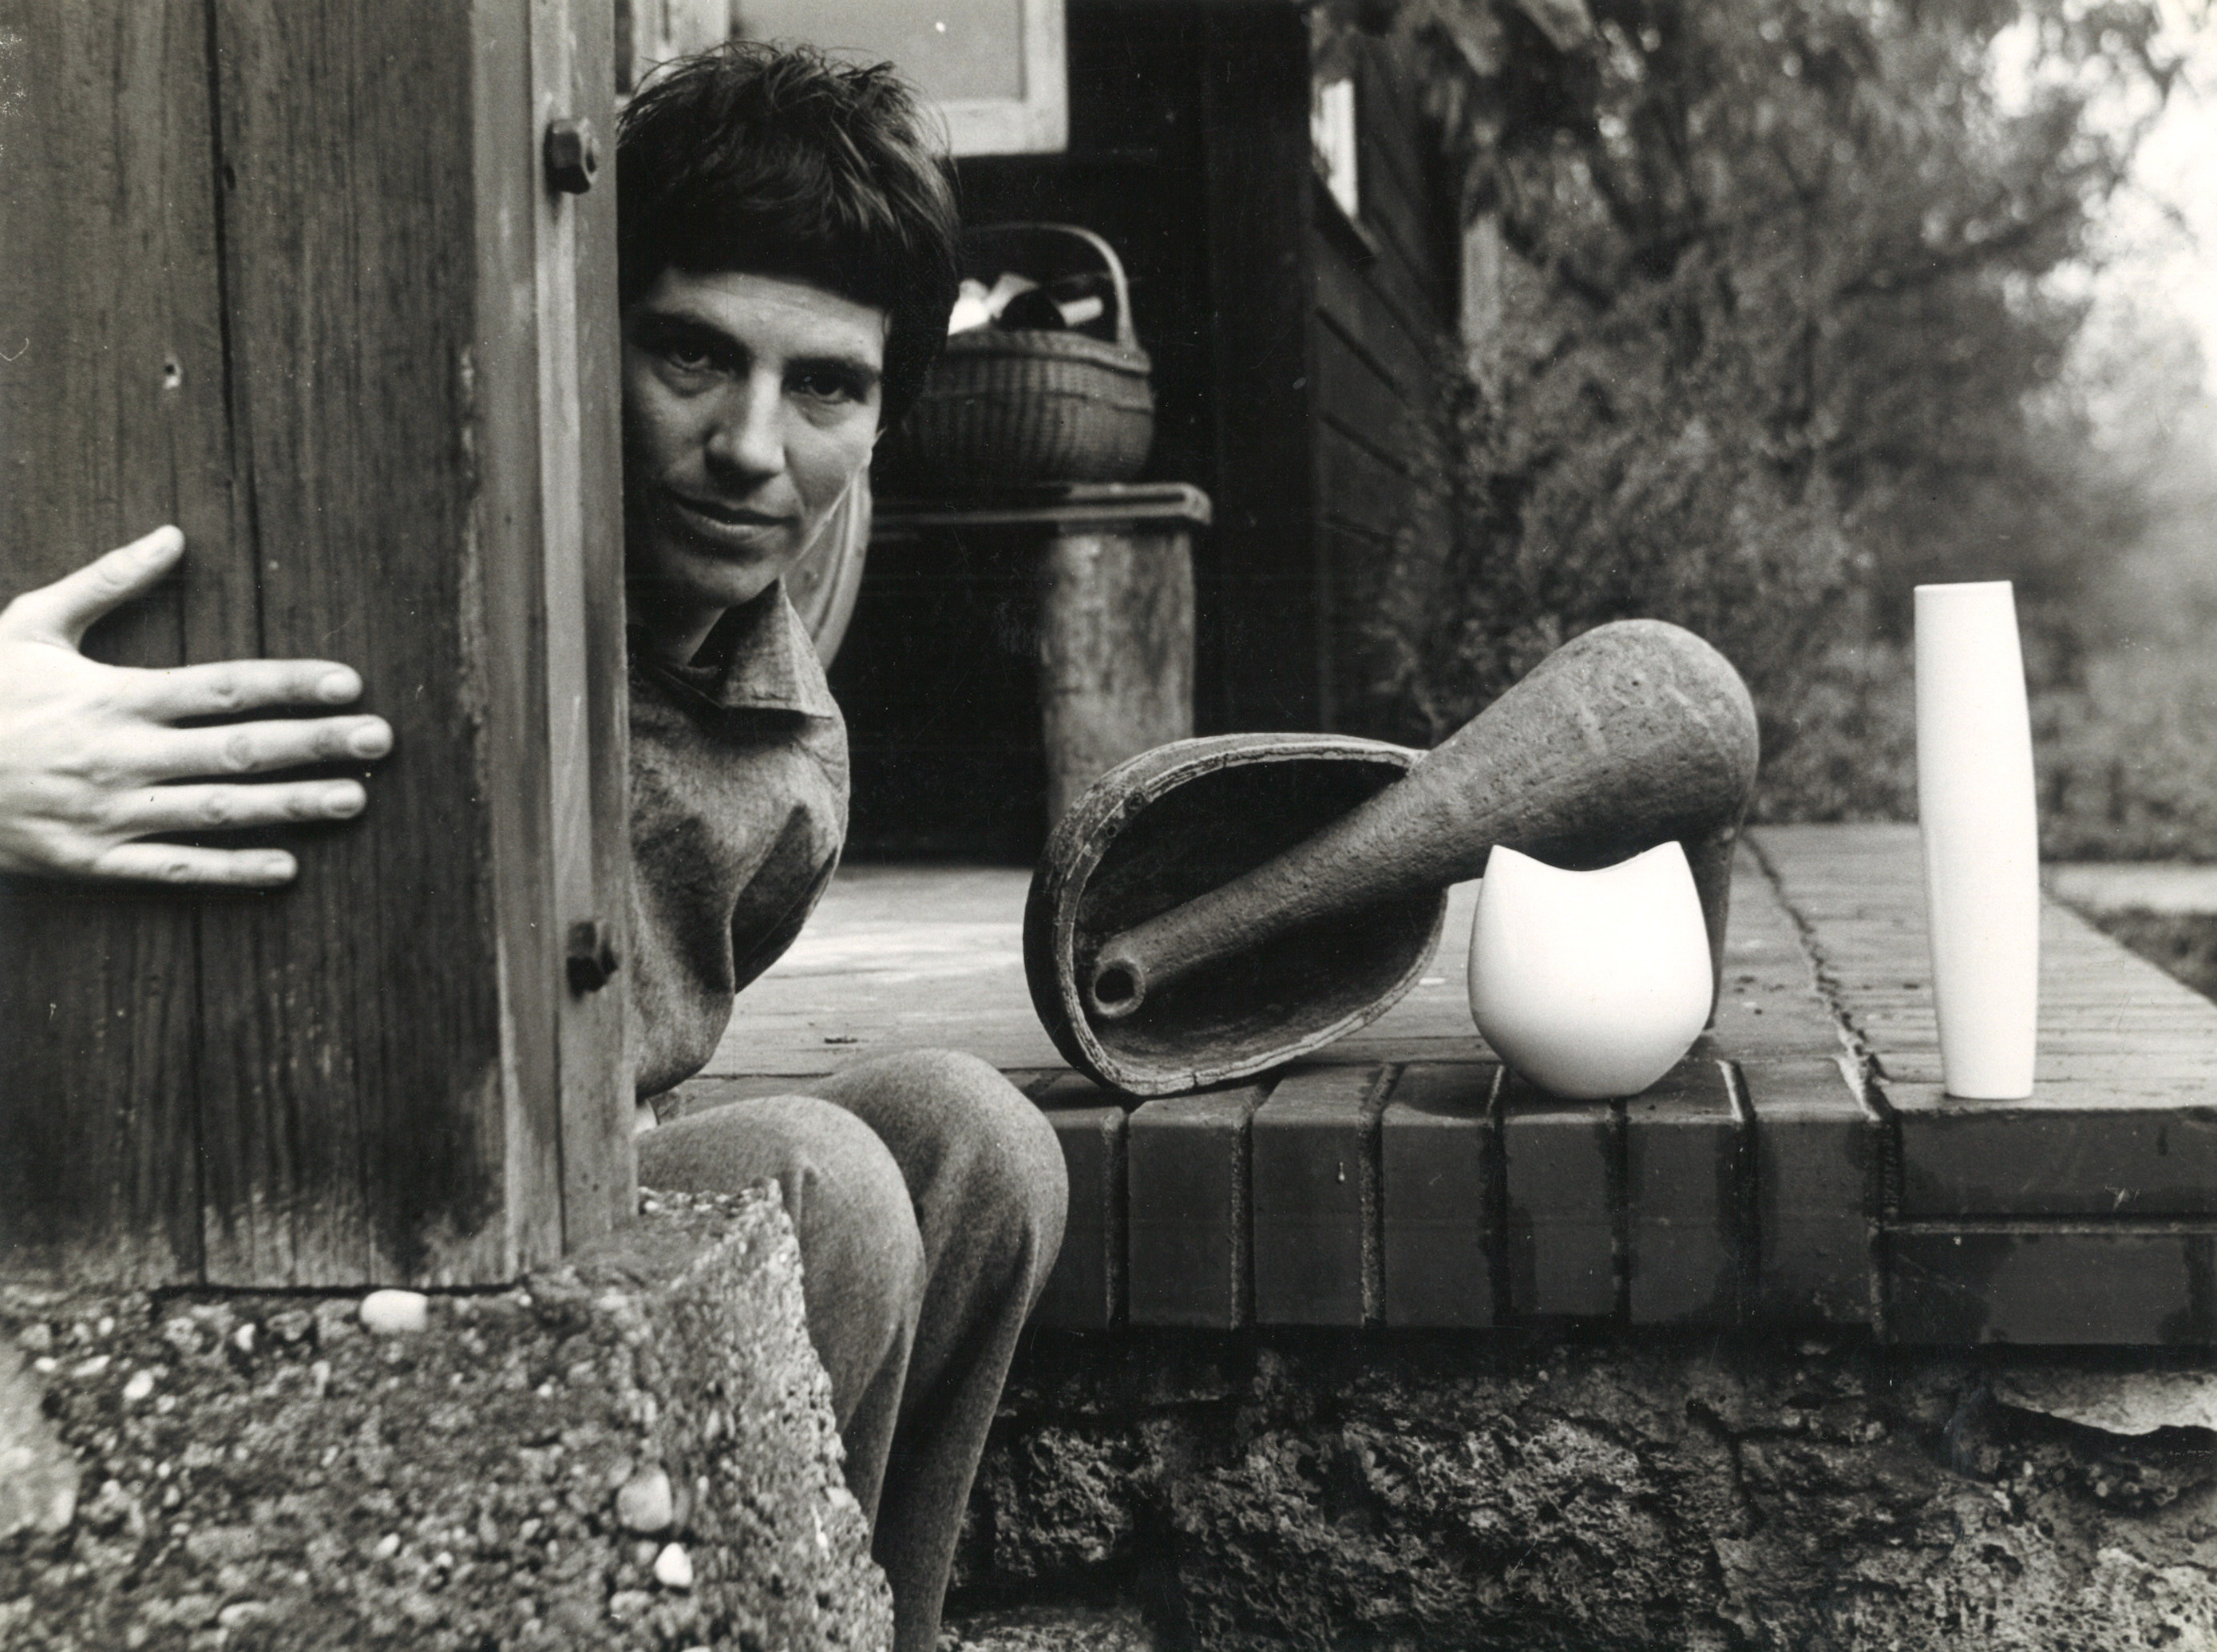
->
[1915, 581, 2039, 1099]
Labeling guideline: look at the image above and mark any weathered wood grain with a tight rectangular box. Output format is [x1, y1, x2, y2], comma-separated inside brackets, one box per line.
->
[1881, 1080, 2217, 1218]
[1315, 322, 1421, 473]
[4, 0, 625, 1288]
[1314, 246, 1434, 418]
[0, 2, 235, 1286]
[193, 0, 517, 1283]
[704, 869, 1487, 1080]
[695, 827, 2217, 1344]
[1755, 822, 2217, 1226]
[1715, 846, 1881, 1321]
[1035, 527, 1196, 826]
[1739, 1056, 1882, 1323]
[1318, 420, 1415, 545]
[532, 0, 636, 1252]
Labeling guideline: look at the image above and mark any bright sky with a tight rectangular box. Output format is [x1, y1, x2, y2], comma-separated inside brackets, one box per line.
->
[1996, 1, 2217, 448]
[2104, 6, 2217, 385]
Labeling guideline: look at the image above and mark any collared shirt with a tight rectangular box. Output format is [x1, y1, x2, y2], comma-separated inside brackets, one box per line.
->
[627, 580, 848, 1099]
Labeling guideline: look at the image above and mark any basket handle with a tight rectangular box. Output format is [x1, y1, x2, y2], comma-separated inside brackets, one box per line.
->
[961, 220, 1137, 350]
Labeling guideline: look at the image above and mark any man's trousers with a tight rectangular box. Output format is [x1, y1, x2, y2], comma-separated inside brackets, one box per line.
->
[639, 1049, 1067, 1652]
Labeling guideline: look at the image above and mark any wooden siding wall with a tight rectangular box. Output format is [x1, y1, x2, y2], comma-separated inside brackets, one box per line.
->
[1195, 1, 1328, 735]
[1310, 19, 1459, 741]
[0, 0, 631, 1287]
[1053, 0, 1461, 741]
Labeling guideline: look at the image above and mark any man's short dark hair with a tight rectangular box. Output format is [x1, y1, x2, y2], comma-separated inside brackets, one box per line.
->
[617, 42, 960, 426]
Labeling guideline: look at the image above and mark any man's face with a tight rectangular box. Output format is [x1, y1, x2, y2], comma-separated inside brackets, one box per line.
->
[621, 268, 887, 635]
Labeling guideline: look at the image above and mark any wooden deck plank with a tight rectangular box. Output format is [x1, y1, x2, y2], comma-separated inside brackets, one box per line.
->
[0, 3, 225, 1289]
[1625, 1053, 1745, 1325]
[1720, 839, 1882, 1321]
[1887, 1223, 2216, 1345]
[707, 867, 1487, 1077]
[694, 826, 2217, 1347]
[1500, 1076, 1619, 1320]
[703, 866, 1060, 1076]
[1126, 1081, 1272, 1328]
[1881, 1080, 2217, 1218]
[1743, 1056, 1882, 1323]
[1380, 1064, 1498, 1327]
[1754, 824, 2217, 1227]
[1031, 1073, 1130, 1329]
[1712, 850, 1857, 1060]
[1252, 1064, 1384, 1325]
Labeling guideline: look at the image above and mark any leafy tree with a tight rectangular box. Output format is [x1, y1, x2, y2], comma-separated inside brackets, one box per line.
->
[1376, 0, 2183, 810]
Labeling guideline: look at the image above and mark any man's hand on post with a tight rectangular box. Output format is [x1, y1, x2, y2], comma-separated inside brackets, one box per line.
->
[0, 525, 392, 886]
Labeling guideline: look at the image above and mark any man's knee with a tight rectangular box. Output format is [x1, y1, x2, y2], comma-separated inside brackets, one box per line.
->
[825, 1049, 1068, 1272]
[640, 1093, 926, 1321]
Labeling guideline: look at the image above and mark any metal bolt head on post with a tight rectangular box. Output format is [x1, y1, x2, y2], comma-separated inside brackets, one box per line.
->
[566, 918, 620, 993]
[544, 118, 599, 194]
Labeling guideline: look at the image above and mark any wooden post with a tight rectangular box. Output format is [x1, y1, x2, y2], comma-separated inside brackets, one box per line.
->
[1037, 523, 1197, 827]
[0, 0, 631, 1289]
[872, 482, 1209, 828]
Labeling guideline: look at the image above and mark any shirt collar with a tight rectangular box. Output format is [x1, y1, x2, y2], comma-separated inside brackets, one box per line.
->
[632, 580, 840, 719]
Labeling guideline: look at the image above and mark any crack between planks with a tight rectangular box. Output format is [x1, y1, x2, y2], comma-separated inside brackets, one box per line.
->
[1740, 833, 1871, 1074]
[1357, 1062, 1397, 1329]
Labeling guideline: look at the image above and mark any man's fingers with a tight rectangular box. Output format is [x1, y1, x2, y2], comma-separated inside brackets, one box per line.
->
[128, 658, 365, 720]
[84, 842, 299, 887]
[0, 526, 184, 646]
[138, 714, 393, 782]
[112, 778, 367, 835]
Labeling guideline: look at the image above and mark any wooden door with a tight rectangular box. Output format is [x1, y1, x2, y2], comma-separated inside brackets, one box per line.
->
[0, 0, 631, 1288]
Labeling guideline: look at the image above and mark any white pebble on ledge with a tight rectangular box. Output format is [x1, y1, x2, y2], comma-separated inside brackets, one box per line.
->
[358, 1290, 430, 1335]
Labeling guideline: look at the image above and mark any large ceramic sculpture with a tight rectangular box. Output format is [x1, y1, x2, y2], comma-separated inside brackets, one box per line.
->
[1025, 619, 1761, 1096]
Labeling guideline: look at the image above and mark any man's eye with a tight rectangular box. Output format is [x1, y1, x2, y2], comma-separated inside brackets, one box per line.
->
[662, 343, 716, 373]
[791, 369, 861, 402]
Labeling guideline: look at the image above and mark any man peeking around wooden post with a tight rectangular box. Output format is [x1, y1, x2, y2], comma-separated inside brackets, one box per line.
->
[0, 45, 1065, 1652]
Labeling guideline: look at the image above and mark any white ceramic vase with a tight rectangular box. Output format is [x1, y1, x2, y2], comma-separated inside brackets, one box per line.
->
[1915, 581, 2039, 1099]
[1467, 842, 1714, 1099]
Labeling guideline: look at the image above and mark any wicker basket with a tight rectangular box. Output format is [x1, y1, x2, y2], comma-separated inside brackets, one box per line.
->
[884, 224, 1155, 490]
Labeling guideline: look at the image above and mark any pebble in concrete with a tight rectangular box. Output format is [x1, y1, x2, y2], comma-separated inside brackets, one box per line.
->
[617, 1466, 675, 1534]
[358, 1289, 429, 1335]
[2, 1187, 892, 1650]
[0, 1345, 78, 1538]
[655, 1542, 695, 1590]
